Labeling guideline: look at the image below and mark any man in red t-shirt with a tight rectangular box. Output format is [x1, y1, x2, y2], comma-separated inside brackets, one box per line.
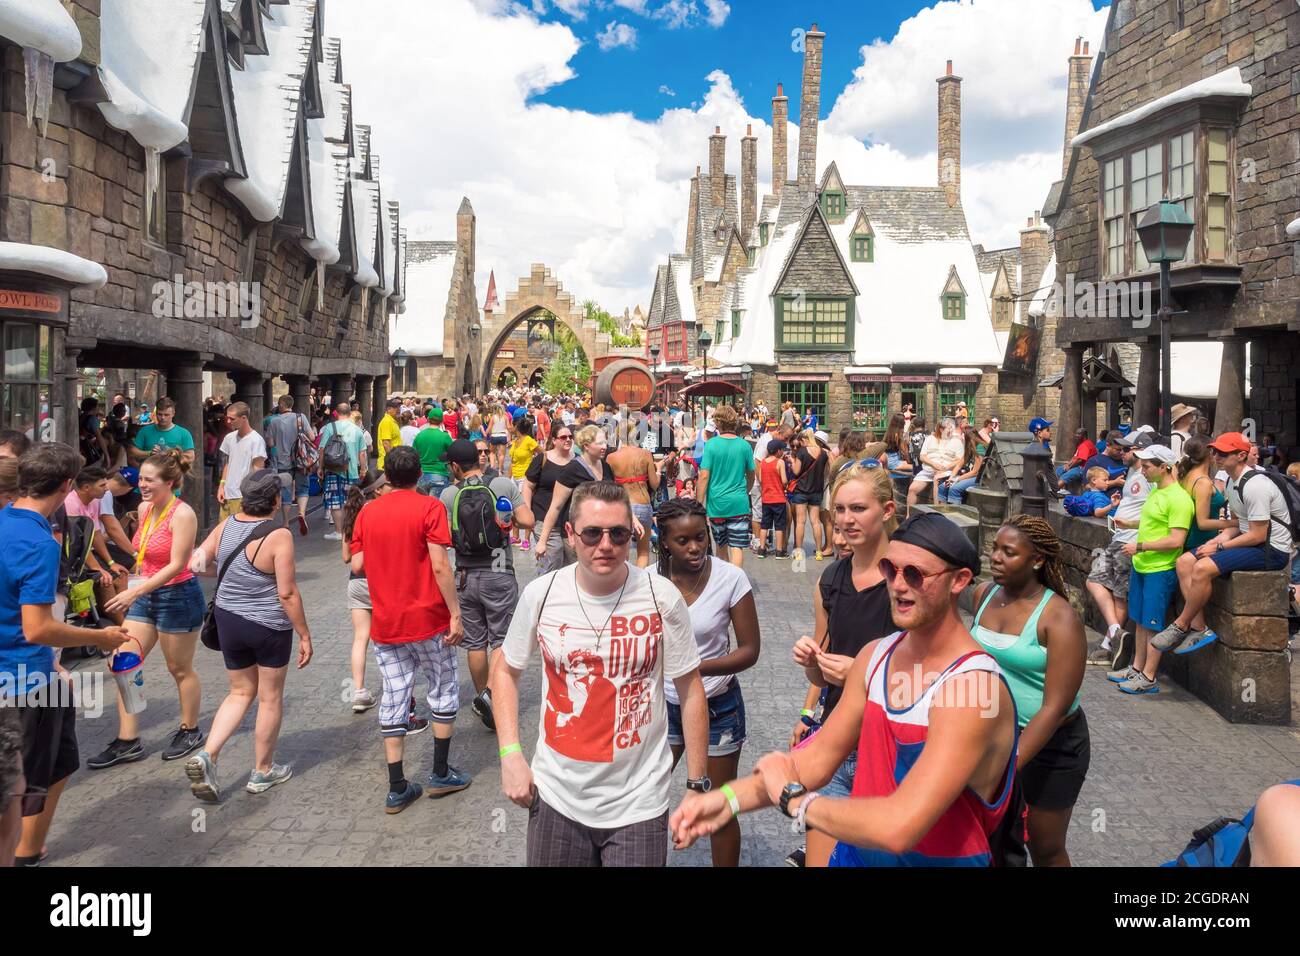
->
[351, 446, 469, 813]
[1056, 428, 1099, 490]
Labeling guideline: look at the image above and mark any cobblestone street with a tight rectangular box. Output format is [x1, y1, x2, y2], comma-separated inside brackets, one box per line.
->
[49, 518, 1300, 868]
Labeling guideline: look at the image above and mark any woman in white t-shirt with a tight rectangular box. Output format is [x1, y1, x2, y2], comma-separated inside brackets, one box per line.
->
[906, 417, 964, 514]
[653, 497, 760, 867]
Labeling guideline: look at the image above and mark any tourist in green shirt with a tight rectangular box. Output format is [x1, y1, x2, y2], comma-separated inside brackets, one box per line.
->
[1110, 444, 1192, 696]
[412, 408, 453, 497]
[697, 404, 755, 568]
[130, 397, 195, 465]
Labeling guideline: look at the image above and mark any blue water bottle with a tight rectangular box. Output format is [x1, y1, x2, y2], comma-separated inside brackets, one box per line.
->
[495, 495, 514, 531]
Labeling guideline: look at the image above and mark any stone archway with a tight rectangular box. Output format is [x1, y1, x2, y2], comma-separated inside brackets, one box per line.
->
[479, 264, 614, 394]
[497, 366, 518, 388]
[529, 367, 546, 389]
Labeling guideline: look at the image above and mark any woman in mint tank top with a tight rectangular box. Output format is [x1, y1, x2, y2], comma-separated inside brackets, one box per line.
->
[971, 514, 1088, 868]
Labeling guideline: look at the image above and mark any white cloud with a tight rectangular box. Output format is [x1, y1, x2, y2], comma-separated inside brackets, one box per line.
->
[597, 20, 638, 50]
[653, 0, 694, 29]
[701, 0, 729, 27]
[330, 0, 1107, 321]
[659, 84, 676, 96]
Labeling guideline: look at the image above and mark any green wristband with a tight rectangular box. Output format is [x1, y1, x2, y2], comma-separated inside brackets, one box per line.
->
[498, 743, 522, 759]
[720, 783, 740, 818]
[800, 708, 815, 718]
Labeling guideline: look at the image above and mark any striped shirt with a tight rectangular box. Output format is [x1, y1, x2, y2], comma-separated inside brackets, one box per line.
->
[214, 519, 290, 630]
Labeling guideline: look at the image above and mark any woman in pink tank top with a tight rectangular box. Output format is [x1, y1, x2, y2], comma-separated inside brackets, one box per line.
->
[95, 449, 208, 770]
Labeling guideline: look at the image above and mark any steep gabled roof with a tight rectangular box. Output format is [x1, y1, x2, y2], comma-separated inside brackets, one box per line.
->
[849, 207, 874, 237]
[819, 161, 845, 194]
[690, 171, 740, 282]
[772, 202, 858, 298]
[941, 264, 967, 297]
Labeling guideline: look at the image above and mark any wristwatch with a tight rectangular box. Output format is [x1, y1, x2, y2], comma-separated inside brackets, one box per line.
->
[686, 776, 712, 793]
[779, 782, 807, 818]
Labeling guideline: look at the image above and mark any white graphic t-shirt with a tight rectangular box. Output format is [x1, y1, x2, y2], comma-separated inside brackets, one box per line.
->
[655, 556, 751, 703]
[503, 565, 700, 829]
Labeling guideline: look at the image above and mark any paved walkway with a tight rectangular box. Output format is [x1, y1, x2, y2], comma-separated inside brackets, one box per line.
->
[49, 520, 1300, 867]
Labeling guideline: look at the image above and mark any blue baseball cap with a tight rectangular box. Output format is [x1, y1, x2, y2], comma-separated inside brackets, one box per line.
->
[1028, 417, 1054, 434]
[116, 467, 140, 487]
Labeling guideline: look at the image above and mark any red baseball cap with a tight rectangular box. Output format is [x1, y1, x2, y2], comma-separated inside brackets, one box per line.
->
[1208, 432, 1251, 455]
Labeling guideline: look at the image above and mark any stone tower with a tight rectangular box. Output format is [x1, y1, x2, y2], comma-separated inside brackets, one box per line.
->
[709, 127, 726, 208]
[741, 123, 757, 238]
[771, 83, 788, 200]
[937, 60, 961, 207]
[797, 24, 824, 191]
[1018, 213, 1051, 325]
[1063, 39, 1093, 175]
[685, 166, 699, 255]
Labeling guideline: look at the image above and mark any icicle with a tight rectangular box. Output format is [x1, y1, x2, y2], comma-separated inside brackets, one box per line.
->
[23, 48, 55, 138]
[144, 148, 161, 236]
[360, 284, 370, 319]
[316, 259, 326, 312]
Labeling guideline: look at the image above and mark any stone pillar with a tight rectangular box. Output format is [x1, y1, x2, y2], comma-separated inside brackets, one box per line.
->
[796, 24, 824, 190]
[61, 338, 87, 450]
[231, 372, 267, 427]
[709, 127, 726, 209]
[166, 356, 207, 518]
[1080, 389, 1098, 440]
[354, 374, 373, 423]
[1058, 346, 1083, 465]
[371, 375, 389, 434]
[937, 60, 962, 207]
[262, 376, 275, 419]
[771, 84, 788, 200]
[330, 374, 354, 407]
[286, 374, 312, 418]
[1213, 336, 1247, 435]
[1134, 340, 1160, 431]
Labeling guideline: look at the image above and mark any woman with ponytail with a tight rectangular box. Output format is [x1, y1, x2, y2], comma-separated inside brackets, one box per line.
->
[972, 513, 1088, 867]
[339, 469, 391, 714]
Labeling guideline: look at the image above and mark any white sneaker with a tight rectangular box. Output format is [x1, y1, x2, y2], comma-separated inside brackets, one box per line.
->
[323, 531, 343, 541]
[352, 689, 377, 713]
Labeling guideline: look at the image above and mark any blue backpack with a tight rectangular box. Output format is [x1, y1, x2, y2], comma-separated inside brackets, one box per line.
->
[1062, 494, 1094, 517]
[1162, 779, 1300, 867]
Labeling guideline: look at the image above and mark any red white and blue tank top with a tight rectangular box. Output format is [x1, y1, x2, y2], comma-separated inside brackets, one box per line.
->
[828, 632, 1018, 867]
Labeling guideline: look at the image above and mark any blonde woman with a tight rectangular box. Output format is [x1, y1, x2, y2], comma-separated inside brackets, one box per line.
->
[788, 461, 897, 866]
[488, 405, 510, 474]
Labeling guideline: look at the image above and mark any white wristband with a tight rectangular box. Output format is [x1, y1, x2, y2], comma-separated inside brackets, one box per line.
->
[796, 791, 822, 835]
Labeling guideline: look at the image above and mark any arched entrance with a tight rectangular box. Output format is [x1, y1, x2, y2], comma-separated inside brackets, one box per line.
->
[461, 357, 474, 396]
[497, 367, 518, 389]
[529, 367, 546, 389]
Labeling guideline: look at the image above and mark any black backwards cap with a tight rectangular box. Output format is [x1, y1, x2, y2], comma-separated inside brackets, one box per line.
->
[891, 512, 981, 577]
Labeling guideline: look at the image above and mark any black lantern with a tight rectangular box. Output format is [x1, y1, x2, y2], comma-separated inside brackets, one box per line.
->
[697, 328, 712, 391]
[391, 348, 409, 392]
[1135, 199, 1194, 440]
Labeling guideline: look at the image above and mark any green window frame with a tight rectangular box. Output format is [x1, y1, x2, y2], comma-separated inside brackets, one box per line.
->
[779, 381, 827, 428]
[747, 247, 756, 267]
[822, 191, 845, 219]
[942, 293, 965, 321]
[715, 318, 725, 344]
[851, 236, 873, 262]
[776, 296, 853, 351]
[938, 384, 975, 420]
[759, 222, 769, 246]
[850, 382, 887, 433]
[730, 309, 741, 338]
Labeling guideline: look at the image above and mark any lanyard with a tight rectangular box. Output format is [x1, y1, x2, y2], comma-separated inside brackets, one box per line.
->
[134, 496, 177, 573]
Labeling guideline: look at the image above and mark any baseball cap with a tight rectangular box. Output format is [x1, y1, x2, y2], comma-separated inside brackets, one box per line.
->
[1208, 431, 1251, 455]
[1134, 443, 1176, 466]
[702, 423, 718, 435]
[814, 430, 830, 445]
[116, 467, 140, 487]
[1115, 426, 1155, 448]
[767, 439, 788, 454]
[1028, 417, 1053, 434]
[428, 407, 443, 423]
[443, 438, 481, 467]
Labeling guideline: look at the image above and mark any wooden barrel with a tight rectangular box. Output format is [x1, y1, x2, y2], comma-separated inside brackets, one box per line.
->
[592, 359, 655, 411]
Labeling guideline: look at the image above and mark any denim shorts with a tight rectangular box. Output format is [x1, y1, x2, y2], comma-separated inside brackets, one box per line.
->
[1209, 544, 1289, 576]
[787, 491, 817, 506]
[417, 472, 450, 497]
[708, 515, 751, 550]
[666, 680, 745, 756]
[278, 468, 310, 503]
[821, 748, 858, 799]
[126, 577, 207, 632]
[1127, 567, 1179, 632]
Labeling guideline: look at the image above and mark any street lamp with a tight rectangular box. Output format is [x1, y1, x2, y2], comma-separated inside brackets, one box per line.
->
[1135, 198, 1194, 440]
[696, 328, 712, 419]
[649, 344, 661, 405]
[392, 347, 409, 392]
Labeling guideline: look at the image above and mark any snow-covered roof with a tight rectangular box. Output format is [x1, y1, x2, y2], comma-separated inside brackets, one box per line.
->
[1287, 218, 1300, 239]
[1027, 254, 1057, 317]
[390, 241, 456, 357]
[377, 182, 395, 296]
[350, 177, 380, 288]
[224, 0, 318, 222]
[300, 105, 342, 264]
[1072, 67, 1252, 149]
[671, 254, 696, 326]
[97, 0, 206, 151]
[0, 0, 82, 62]
[0, 242, 107, 288]
[1171, 342, 1222, 401]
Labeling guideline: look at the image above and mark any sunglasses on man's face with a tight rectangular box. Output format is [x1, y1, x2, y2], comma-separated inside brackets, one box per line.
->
[878, 558, 955, 590]
[574, 525, 633, 547]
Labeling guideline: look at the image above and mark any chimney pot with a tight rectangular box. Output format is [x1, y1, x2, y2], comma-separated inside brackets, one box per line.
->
[810, 22, 818, 31]
[746, 123, 752, 136]
[1027, 217, 1033, 227]
[776, 82, 783, 96]
[1083, 41, 1089, 54]
[714, 126, 721, 135]
[946, 59, 953, 75]
[1074, 37, 1081, 55]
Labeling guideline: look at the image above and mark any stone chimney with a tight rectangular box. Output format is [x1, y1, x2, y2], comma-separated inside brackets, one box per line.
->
[797, 24, 825, 191]
[1019, 212, 1051, 324]
[709, 126, 726, 208]
[685, 166, 700, 254]
[937, 60, 962, 207]
[741, 124, 757, 238]
[772, 82, 788, 200]
[1062, 38, 1093, 176]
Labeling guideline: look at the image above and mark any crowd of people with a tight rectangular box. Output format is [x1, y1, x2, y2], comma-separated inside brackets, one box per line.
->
[2, 381, 1298, 869]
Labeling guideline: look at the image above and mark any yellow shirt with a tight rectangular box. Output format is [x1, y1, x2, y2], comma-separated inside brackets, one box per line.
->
[510, 435, 539, 480]
[376, 414, 402, 470]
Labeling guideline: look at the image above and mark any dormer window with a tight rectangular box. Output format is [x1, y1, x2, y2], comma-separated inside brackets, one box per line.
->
[731, 309, 741, 338]
[851, 236, 872, 262]
[849, 208, 874, 262]
[941, 265, 967, 320]
[822, 191, 845, 219]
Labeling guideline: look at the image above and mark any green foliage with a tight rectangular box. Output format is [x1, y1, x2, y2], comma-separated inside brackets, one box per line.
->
[582, 299, 641, 348]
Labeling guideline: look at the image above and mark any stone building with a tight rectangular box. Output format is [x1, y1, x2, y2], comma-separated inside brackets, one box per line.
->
[1045, 0, 1299, 456]
[0, 0, 406, 509]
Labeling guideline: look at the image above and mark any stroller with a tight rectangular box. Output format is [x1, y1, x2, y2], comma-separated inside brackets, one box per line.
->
[59, 514, 109, 659]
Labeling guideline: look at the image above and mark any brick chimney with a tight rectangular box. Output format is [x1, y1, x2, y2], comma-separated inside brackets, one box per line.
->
[685, 165, 700, 254]
[1019, 212, 1051, 324]
[771, 83, 788, 200]
[937, 60, 962, 207]
[709, 126, 726, 208]
[741, 124, 757, 238]
[1062, 38, 1093, 176]
[797, 24, 825, 191]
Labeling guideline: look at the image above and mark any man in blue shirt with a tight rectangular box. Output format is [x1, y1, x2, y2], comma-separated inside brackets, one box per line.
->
[1083, 443, 1128, 490]
[1, 443, 127, 866]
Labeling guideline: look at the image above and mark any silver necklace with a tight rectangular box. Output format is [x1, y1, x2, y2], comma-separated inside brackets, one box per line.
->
[577, 569, 631, 650]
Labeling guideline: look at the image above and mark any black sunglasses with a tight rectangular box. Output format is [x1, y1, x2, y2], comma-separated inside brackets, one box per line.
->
[878, 558, 955, 590]
[574, 526, 633, 547]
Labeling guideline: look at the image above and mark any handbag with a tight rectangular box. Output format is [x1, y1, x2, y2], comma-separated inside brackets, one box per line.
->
[200, 520, 275, 651]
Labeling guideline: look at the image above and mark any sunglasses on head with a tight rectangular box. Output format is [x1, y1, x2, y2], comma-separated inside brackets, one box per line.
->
[574, 525, 633, 547]
[878, 557, 956, 590]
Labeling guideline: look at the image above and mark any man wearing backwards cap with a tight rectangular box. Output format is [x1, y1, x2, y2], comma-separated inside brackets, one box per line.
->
[1108, 444, 1192, 696]
[1148, 431, 1294, 658]
[671, 512, 1019, 867]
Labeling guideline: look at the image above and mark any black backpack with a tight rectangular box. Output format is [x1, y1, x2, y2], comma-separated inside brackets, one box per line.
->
[321, 423, 349, 474]
[1236, 469, 1300, 545]
[450, 476, 509, 568]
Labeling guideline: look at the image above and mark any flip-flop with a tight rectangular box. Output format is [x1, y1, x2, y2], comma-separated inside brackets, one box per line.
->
[1174, 629, 1219, 655]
